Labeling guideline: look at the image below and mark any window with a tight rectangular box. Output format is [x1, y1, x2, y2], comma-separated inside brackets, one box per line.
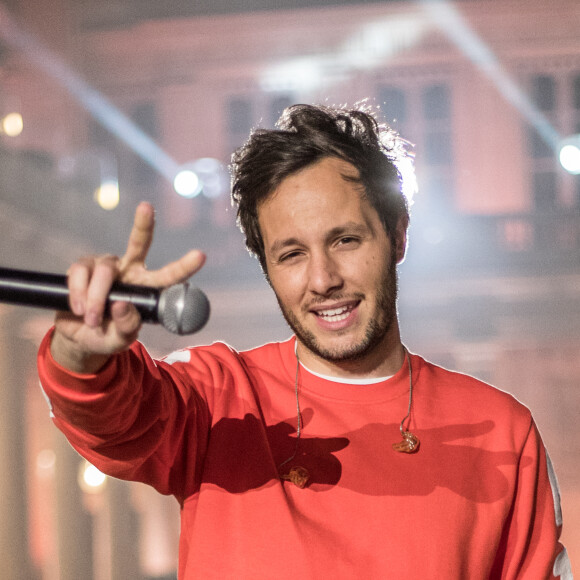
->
[527, 125, 553, 159]
[130, 102, 159, 189]
[225, 94, 295, 155]
[376, 78, 454, 212]
[572, 73, 580, 110]
[269, 95, 293, 127]
[531, 75, 556, 112]
[422, 83, 453, 168]
[227, 98, 253, 134]
[574, 175, 580, 208]
[532, 171, 557, 211]
[525, 71, 580, 213]
[226, 97, 254, 151]
[422, 84, 450, 121]
[378, 86, 407, 125]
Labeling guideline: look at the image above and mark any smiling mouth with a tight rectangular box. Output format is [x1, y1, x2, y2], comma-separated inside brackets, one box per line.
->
[314, 302, 358, 323]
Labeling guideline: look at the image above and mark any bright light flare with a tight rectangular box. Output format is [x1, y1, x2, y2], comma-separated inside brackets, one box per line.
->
[78, 461, 107, 493]
[190, 158, 229, 199]
[94, 179, 120, 210]
[343, 17, 427, 71]
[261, 58, 325, 93]
[173, 158, 228, 199]
[261, 16, 427, 94]
[174, 168, 201, 198]
[396, 155, 418, 206]
[559, 139, 580, 175]
[36, 449, 56, 479]
[2, 112, 23, 136]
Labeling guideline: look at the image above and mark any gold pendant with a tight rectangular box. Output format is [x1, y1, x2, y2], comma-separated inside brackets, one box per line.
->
[392, 431, 420, 454]
[281, 466, 310, 488]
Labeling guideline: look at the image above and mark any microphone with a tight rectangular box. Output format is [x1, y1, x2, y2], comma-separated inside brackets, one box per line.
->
[0, 266, 210, 335]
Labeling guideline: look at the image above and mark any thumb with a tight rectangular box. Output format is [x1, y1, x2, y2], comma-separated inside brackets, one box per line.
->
[110, 300, 142, 340]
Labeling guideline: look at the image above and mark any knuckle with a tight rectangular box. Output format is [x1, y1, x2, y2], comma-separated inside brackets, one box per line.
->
[95, 254, 120, 268]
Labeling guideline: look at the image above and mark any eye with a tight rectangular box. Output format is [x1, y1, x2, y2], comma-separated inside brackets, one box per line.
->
[278, 250, 303, 263]
[337, 236, 360, 247]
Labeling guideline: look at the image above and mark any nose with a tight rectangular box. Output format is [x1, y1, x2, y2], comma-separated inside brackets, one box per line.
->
[307, 249, 343, 296]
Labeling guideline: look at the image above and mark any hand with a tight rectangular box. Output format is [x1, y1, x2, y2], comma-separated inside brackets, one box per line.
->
[51, 202, 206, 373]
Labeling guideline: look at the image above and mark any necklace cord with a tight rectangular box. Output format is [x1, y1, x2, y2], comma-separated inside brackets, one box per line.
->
[279, 344, 420, 481]
[393, 347, 420, 453]
[278, 354, 302, 471]
[399, 347, 413, 435]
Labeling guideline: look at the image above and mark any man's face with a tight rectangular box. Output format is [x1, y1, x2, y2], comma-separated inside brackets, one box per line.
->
[258, 157, 406, 376]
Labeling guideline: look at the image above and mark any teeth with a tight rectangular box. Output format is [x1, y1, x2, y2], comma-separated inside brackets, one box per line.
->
[318, 305, 351, 322]
[321, 306, 347, 316]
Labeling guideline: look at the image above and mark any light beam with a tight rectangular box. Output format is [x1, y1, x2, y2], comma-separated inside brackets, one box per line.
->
[0, 4, 180, 182]
[420, 0, 562, 152]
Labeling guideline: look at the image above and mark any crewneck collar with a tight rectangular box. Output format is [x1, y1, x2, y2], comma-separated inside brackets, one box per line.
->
[280, 336, 417, 404]
[299, 362, 394, 384]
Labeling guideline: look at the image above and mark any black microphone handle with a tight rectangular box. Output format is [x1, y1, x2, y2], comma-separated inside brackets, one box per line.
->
[0, 266, 160, 322]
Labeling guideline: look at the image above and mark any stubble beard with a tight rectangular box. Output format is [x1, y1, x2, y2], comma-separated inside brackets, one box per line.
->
[275, 252, 399, 364]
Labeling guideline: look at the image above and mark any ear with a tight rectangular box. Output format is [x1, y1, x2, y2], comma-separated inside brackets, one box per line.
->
[394, 216, 409, 264]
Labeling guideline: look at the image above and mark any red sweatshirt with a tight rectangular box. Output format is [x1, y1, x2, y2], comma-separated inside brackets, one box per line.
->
[37, 330, 570, 579]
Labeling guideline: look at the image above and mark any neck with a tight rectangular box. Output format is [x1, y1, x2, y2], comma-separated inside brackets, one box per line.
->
[295, 330, 405, 380]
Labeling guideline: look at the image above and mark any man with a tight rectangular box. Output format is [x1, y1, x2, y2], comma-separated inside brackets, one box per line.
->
[37, 104, 571, 578]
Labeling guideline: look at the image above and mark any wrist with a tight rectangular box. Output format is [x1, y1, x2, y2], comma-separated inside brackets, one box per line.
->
[50, 330, 112, 375]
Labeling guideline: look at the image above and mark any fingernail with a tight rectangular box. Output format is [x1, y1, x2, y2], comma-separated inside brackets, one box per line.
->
[86, 310, 101, 327]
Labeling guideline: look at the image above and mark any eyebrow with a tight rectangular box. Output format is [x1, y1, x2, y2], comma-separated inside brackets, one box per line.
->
[269, 237, 302, 257]
[268, 222, 370, 256]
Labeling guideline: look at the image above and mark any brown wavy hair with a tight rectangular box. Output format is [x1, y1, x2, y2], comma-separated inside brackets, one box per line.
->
[230, 103, 411, 273]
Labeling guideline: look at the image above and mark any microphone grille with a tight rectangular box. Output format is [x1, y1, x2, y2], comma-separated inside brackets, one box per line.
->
[158, 283, 210, 335]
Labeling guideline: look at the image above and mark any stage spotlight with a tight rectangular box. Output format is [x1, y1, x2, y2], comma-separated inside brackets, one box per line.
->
[2, 112, 23, 136]
[173, 167, 201, 198]
[559, 135, 580, 175]
[173, 158, 227, 199]
[94, 179, 120, 210]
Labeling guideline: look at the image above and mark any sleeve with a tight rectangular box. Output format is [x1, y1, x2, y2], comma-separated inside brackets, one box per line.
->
[37, 328, 211, 503]
[492, 418, 573, 580]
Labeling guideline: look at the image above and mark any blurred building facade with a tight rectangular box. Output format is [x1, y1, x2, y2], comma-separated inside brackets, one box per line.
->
[0, 0, 578, 578]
